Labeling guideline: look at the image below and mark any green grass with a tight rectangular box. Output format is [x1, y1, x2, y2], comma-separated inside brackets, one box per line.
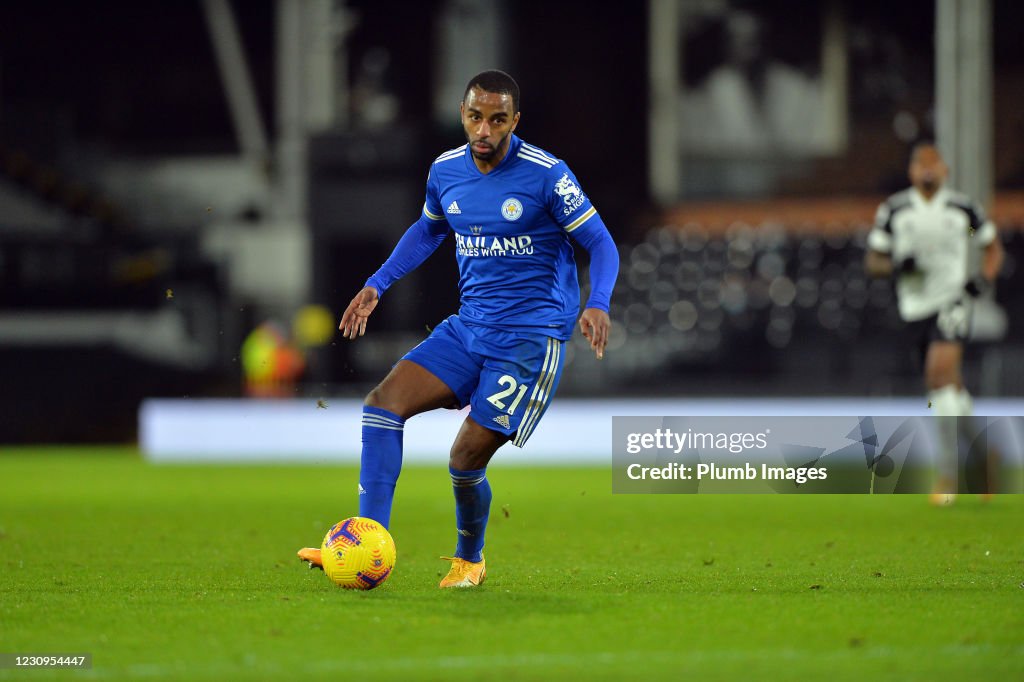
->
[1, 448, 1022, 680]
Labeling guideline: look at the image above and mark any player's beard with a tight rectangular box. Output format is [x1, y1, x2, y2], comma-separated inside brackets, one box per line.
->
[470, 133, 509, 162]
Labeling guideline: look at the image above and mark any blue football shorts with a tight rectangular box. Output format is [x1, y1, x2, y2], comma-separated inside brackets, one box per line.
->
[401, 314, 566, 447]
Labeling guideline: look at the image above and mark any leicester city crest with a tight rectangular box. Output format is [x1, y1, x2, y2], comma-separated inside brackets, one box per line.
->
[501, 198, 523, 221]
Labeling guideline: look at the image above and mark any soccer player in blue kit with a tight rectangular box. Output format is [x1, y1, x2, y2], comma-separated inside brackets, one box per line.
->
[298, 70, 620, 587]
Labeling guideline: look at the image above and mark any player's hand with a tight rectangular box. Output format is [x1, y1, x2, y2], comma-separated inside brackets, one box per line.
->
[579, 307, 610, 360]
[339, 286, 379, 339]
[897, 256, 919, 275]
[964, 276, 992, 298]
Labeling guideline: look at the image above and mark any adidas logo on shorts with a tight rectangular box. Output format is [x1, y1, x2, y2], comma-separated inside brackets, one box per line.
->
[492, 414, 510, 429]
[447, 201, 462, 214]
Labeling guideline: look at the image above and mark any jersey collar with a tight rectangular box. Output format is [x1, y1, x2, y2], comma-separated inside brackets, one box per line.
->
[911, 186, 948, 208]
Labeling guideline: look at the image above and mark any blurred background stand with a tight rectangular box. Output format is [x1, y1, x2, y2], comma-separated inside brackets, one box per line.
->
[0, 0, 1022, 443]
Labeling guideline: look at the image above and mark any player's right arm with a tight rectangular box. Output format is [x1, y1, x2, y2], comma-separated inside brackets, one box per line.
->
[339, 167, 450, 339]
[339, 286, 380, 339]
[864, 198, 912, 278]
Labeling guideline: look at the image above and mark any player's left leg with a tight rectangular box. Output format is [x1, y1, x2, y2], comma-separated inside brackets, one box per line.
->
[439, 419, 509, 588]
[439, 328, 566, 588]
[925, 340, 966, 504]
[927, 342, 997, 501]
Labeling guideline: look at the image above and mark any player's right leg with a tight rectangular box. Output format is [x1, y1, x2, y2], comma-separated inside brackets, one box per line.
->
[357, 359, 459, 528]
[299, 317, 477, 568]
[298, 361, 457, 568]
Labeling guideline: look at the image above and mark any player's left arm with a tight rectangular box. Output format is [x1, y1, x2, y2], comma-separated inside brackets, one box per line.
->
[571, 218, 619, 359]
[981, 238, 1004, 282]
[544, 162, 619, 358]
[965, 201, 1004, 296]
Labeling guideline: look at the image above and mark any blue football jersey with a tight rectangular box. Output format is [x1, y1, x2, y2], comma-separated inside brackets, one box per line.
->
[422, 134, 599, 340]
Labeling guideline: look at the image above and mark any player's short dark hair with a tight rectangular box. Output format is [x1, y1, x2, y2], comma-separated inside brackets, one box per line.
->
[463, 70, 520, 113]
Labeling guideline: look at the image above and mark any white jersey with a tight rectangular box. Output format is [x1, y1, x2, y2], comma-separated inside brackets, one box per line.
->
[867, 187, 996, 322]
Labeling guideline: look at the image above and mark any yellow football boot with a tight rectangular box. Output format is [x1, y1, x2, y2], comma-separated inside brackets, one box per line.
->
[929, 476, 956, 506]
[439, 555, 486, 588]
[297, 547, 323, 569]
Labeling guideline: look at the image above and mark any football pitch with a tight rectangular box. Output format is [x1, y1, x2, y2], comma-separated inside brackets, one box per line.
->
[1, 448, 1022, 680]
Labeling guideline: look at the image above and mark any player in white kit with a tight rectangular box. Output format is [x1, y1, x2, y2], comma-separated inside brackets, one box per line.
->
[864, 142, 1004, 503]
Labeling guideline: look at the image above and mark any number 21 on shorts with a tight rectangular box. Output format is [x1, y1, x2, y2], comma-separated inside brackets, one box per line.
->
[486, 375, 529, 415]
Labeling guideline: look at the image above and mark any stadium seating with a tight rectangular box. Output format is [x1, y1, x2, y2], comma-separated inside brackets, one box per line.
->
[562, 222, 1024, 397]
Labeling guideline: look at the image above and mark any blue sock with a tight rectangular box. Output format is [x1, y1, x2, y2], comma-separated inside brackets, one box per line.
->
[358, 406, 405, 528]
[450, 465, 491, 563]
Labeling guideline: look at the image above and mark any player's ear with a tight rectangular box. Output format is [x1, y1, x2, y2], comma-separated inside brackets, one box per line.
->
[510, 111, 521, 132]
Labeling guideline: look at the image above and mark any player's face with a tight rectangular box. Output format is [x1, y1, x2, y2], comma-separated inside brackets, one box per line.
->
[909, 146, 948, 194]
[461, 88, 519, 163]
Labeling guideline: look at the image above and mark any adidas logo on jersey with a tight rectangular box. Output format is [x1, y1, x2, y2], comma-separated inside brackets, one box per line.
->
[492, 414, 510, 429]
[447, 201, 462, 214]
[358, 483, 366, 495]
